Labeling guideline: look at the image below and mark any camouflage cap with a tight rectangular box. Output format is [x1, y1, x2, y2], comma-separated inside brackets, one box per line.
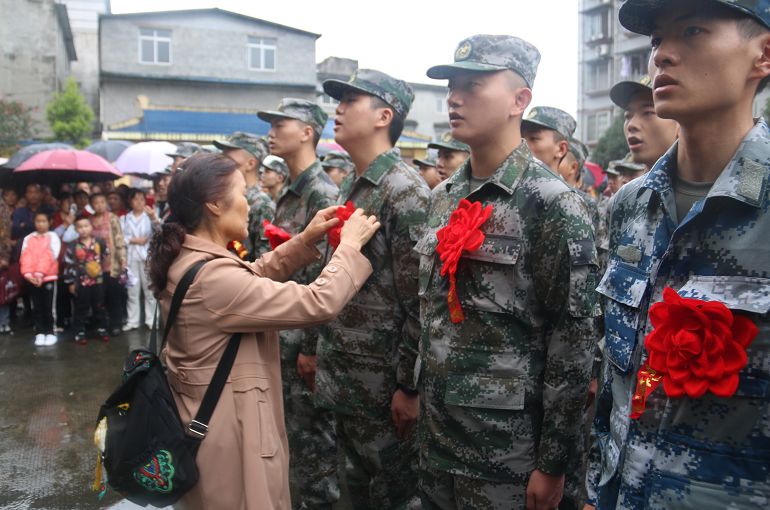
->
[323, 69, 415, 117]
[567, 137, 589, 169]
[619, 0, 770, 35]
[322, 150, 354, 173]
[166, 142, 201, 159]
[198, 144, 222, 154]
[426, 34, 541, 88]
[521, 106, 577, 139]
[257, 98, 329, 137]
[604, 161, 621, 176]
[413, 155, 438, 168]
[614, 152, 647, 173]
[610, 75, 653, 109]
[213, 132, 269, 160]
[260, 154, 289, 177]
[428, 132, 470, 153]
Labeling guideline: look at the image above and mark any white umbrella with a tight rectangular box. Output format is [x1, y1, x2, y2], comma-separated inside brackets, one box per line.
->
[114, 141, 177, 177]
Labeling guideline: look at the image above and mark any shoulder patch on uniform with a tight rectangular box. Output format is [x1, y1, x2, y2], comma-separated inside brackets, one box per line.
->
[617, 244, 642, 264]
[737, 159, 765, 203]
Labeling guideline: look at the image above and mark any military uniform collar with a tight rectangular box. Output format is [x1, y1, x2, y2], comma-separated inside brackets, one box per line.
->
[640, 119, 769, 208]
[445, 141, 531, 197]
[357, 148, 401, 186]
[286, 159, 323, 197]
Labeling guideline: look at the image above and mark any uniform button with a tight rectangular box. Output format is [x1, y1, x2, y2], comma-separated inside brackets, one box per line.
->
[316, 277, 328, 285]
[327, 265, 338, 273]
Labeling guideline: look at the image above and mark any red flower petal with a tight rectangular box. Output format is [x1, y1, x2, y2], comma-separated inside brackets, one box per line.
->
[683, 377, 709, 398]
[732, 315, 759, 348]
[663, 376, 685, 398]
[710, 373, 740, 397]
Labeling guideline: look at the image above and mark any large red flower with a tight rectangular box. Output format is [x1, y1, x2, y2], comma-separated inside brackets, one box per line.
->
[262, 220, 292, 250]
[631, 287, 758, 418]
[435, 199, 493, 323]
[327, 201, 356, 249]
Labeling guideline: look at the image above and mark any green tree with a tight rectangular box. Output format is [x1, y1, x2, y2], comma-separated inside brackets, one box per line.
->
[0, 98, 36, 157]
[590, 113, 627, 169]
[46, 77, 94, 147]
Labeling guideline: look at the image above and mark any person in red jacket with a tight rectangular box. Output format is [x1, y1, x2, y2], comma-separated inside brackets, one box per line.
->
[20, 212, 60, 346]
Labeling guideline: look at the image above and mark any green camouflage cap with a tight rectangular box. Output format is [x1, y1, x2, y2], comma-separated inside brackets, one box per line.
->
[619, 0, 770, 35]
[322, 150, 354, 173]
[166, 142, 201, 159]
[426, 34, 541, 88]
[413, 155, 437, 168]
[614, 152, 647, 173]
[567, 138, 589, 169]
[260, 154, 288, 177]
[610, 76, 653, 109]
[428, 132, 470, 153]
[522, 106, 577, 139]
[605, 160, 621, 176]
[213, 132, 269, 160]
[257, 98, 329, 137]
[323, 69, 415, 117]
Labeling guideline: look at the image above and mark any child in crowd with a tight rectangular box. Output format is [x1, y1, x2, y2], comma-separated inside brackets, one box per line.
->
[107, 191, 127, 217]
[19, 212, 60, 346]
[64, 213, 109, 345]
[89, 192, 127, 335]
[120, 189, 158, 330]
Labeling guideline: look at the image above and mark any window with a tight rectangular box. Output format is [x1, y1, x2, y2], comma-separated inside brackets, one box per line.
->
[248, 37, 276, 71]
[139, 28, 171, 65]
[585, 9, 610, 42]
[320, 94, 338, 106]
[586, 59, 611, 92]
[586, 111, 611, 142]
[619, 50, 651, 80]
[435, 98, 447, 114]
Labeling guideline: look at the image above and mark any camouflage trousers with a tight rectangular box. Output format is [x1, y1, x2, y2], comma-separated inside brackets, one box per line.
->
[281, 356, 339, 510]
[560, 383, 596, 510]
[336, 412, 420, 509]
[419, 465, 528, 509]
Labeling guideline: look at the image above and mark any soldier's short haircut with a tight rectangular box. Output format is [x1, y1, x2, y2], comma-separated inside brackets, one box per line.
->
[370, 96, 405, 146]
[552, 130, 567, 144]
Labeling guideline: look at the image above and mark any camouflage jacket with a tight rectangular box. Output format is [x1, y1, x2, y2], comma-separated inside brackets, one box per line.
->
[418, 142, 600, 481]
[315, 148, 429, 419]
[274, 159, 339, 358]
[245, 185, 275, 259]
[587, 120, 770, 509]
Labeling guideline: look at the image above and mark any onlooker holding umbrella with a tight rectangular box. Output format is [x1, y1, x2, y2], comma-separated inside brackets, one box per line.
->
[89, 192, 127, 335]
[121, 188, 158, 330]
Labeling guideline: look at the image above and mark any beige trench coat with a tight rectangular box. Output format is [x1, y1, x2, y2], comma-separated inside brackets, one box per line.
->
[160, 234, 372, 510]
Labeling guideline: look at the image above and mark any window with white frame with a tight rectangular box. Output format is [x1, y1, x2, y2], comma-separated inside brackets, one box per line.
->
[586, 111, 611, 142]
[320, 93, 338, 106]
[586, 59, 611, 92]
[435, 97, 447, 114]
[248, 37, 277, 71]
[585, 8, 610, 42]
[139, 28, 171, 65]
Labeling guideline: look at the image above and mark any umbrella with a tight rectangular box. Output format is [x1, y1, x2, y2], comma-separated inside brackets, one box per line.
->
[86, 140, 133, 162]
[13, 149, 122, 183]
[2, 142, 74, 169]
[317, 141, 345, 158]
[114, 141, 176, 177]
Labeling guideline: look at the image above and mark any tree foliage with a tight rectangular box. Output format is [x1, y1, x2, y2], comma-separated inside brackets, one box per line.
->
[46, 77, 94, 148]
[590, 113, 627, 169]
[0, 98, 36, 157]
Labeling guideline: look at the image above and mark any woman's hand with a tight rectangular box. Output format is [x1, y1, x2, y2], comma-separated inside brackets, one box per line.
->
[339, 209, 380, 251]
[300, 205, 342, 245]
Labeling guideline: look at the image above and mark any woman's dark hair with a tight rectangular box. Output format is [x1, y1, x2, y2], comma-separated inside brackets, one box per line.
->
[147, 153, 238, 297]
[128, 188, 146, 201]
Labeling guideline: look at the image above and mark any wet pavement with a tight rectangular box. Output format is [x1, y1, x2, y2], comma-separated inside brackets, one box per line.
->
[0, 324, 156, 510]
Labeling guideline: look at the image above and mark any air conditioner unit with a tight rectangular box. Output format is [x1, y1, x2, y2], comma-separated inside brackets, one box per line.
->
[598, 44, 611, 56]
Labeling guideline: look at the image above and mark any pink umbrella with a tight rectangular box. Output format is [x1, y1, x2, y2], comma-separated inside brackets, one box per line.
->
[14, 149, 122, 183]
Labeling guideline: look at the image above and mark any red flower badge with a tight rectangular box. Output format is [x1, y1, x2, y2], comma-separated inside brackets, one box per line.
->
[327, 201, 356, 249]
[263, 220, 292, 250]
[435, 199, 493, 323]
[630, 286, 759, 419]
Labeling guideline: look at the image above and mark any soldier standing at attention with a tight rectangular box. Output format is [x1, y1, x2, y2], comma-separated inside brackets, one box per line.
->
[214, 132, 275, 259]
[317, 69, 429, 509]
[321, 150, 355, 187]
[414, 154, 442, 190]
[587, 1, 770, 508]
[260, 154, 289, 203]
[428, 132, 470, 181]
[521, 106, 577, 173]
[418, 34, 600, 509]
[257, 99, 340, 510]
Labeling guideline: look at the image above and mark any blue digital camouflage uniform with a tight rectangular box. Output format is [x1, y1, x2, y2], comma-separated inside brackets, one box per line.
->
[315, 147, 429, 509]
[587, 120, 770, 509]
[273, 159, 340, 509]
[417, 141, 601, 508]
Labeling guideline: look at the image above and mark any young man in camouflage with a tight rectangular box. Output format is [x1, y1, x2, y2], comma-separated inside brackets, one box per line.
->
[257, 99, 340, 509]
[414, 155, 442, 190]
[522, 106, 576, 172]
[419, 34, 600, 509]
[213, 132, 274, 259]
[321, 150, 354, 187]
[260, 154, 289, 202]
[428, 132, 470, 181]
[587, 1, 770, 508]
[317, 69, 429, 509]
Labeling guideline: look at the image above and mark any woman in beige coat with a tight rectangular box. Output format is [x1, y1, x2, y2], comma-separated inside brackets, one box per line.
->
[147, 153, 379, 510]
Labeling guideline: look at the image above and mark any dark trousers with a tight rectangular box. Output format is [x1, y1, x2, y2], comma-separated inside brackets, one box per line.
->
[104, 273, 124, 331]
[56, 280, 72, 328]
[29, 281, 55, 335]
[73, 283, 107, 335]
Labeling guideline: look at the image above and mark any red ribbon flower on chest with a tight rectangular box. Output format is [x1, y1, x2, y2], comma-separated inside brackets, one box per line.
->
[435, 199, 494, 323]
[262, 220, 293, 250]
[630, 286, 759, 419]
[327, 201, 356, 249]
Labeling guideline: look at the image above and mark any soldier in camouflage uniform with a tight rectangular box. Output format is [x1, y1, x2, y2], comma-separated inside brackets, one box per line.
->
[165, 141, 200, 173]
[419, 34, 600, 509]
[214, 132, 275, 259]
[428, 132, 470, 181]
[321, 150, 354, 187]
[317, 69, 429, 509]
[257, 99, 340, 510]
[414, 154, 442, 190]
[521, 106, 576, 172]
[261, 154, 289, 202]
[587, 1, 770, 508]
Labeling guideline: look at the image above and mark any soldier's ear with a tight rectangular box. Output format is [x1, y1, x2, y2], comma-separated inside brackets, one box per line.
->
[750, 31, 770, 86]
[511, 87, 532, 119]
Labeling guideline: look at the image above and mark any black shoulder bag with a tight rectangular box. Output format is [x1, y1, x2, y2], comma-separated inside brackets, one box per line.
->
[94, 260, 242, 507]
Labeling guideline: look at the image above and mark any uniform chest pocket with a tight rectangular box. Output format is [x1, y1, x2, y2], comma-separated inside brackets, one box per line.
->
[597, 258, 650, 372]
[460, 235, 525, 318]
[414, 233, 439, 297]
[445, 373, 525, 410]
